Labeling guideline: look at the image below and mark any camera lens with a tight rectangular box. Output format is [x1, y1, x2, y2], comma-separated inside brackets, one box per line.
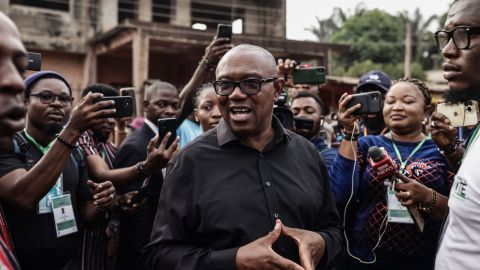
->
[467, 106, 472, 112]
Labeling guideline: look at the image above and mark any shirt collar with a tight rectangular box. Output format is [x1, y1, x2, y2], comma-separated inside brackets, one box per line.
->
[216, 115, 290, 148]
[144, 118, 158, 134]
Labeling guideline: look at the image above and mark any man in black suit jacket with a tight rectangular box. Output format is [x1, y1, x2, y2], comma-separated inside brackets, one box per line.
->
[114, 81, 180, 270]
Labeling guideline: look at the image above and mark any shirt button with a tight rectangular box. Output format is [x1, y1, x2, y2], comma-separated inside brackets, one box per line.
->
[265, 181, 271, 187]
[274, 213, 279, 218]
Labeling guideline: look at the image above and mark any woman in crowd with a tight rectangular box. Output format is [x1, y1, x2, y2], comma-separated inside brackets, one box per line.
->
[194, 83, 222, 132]
[330, 78, 453, 270]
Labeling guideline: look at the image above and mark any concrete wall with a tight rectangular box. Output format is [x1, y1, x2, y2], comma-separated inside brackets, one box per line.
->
[25, 50, 86, 101]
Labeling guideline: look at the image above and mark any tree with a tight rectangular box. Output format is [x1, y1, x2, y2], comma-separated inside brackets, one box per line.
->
[330, 9, 405, 67]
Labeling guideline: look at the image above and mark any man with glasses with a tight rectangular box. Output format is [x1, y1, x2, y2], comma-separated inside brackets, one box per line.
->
[0, 70, 117, 269]
[431, 0, 480, 269]
[145, 44, 341, 270]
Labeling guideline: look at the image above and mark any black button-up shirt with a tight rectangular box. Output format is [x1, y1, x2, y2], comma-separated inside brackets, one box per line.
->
[145, 117, 342, 269]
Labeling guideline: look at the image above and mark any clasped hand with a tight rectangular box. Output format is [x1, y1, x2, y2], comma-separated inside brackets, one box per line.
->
[236, 219, 325, 270]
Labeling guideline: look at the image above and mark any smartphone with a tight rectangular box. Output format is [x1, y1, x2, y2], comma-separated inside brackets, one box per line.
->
[120, 87, 137, 117]
[158, 118, 177, 148]
[94, 96, 134, 118]
[292, 67, 326, 85]
[345, 91, 382, 115]
[436, 101, 480, 127]
[217, 24, 232, 40]
[27, 52, 42, 71]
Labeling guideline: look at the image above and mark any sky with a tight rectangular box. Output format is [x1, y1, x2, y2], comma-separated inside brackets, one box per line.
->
[286, 0, 453, 41]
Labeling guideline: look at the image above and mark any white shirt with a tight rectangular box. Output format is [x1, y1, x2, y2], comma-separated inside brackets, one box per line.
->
[435, 132, 480, 270]
[144, 118, 158, 134]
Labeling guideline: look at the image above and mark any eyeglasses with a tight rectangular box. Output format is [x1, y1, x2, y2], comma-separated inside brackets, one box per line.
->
[212, 78, 277, 96]
[30, 91, 74, 106]
[434, 26, 480, 50]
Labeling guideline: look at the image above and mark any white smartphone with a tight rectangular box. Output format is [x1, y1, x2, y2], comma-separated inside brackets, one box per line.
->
[436, 101, 480, 127]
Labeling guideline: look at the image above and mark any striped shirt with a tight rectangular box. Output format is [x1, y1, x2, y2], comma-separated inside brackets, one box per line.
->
[79, 130, 118, 270]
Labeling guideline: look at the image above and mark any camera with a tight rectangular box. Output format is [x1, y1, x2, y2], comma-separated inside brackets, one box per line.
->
[436, 100, 480, 127]
[345, 91, 382, 115]
[273, 92, 294, 129]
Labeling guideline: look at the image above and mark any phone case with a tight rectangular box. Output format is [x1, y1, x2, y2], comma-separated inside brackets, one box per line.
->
[292, 67, 326, 85]
[158, 118, 177, 147]
[436, 101, 479, 127]
[95, 96, 134, 118]
[346, 91, 382, 115]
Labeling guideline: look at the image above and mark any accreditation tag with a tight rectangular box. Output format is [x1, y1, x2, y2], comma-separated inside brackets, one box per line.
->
[387, 188, 414, 224]
[50, 194, 78, 237]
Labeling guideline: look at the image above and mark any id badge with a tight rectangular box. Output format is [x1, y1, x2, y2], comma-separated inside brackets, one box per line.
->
[50, 193, 78, 238]
[387, 188, 414, 224]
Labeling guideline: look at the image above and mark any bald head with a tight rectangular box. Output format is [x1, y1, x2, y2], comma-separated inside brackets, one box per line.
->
[216, 44, 277, 78]
[0, 11, 28, 137]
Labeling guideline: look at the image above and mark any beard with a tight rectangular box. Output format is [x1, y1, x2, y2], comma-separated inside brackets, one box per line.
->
[44, 122, 64, 136]
[443, 87, 480, 103]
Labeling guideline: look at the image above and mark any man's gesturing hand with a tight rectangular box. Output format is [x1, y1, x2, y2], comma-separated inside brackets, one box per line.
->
[236, 220, 305, 270]
[279, 220, 326, 270]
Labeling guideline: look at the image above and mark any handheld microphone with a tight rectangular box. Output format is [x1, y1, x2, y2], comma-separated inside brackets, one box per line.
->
[367, 146, 397, 182]
[367, 146, 425, 232]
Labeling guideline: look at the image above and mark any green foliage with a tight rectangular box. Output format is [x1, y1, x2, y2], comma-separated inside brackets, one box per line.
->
[331, 59, 426, 81]
[331, 9, 404, 67]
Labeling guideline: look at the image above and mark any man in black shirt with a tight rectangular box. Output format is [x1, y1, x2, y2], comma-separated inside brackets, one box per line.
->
[0, 71, 116, 269]
[145, 44, 342, 270]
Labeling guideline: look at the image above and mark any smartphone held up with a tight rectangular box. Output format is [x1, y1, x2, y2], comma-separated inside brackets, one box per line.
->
[93, 96, 134, 118]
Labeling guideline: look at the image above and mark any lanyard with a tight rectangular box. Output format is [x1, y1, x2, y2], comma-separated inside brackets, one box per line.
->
[24, 130, 55, 154]
[391, 137, 427, 174]
[463, 124, 480, 158]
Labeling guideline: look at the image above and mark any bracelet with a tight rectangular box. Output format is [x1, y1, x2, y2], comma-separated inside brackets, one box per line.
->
[56, 134, 76, 148]
[136, 161, 151, 177]
[419, 189, 437, 214]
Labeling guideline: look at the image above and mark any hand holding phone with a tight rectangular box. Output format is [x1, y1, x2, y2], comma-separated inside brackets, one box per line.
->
[345, 91, 382, 115]
[93, 96, 134, 118]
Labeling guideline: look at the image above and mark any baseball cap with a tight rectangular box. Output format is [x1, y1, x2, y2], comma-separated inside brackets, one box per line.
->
[356, 70, 391, 93]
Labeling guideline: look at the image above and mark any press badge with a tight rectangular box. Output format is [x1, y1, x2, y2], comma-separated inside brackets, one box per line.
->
[50, 193, 78, 237]
[387, 188, 413, 224]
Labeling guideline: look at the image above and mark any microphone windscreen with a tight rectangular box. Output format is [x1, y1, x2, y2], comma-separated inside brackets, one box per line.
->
[368, 146, 384, 162]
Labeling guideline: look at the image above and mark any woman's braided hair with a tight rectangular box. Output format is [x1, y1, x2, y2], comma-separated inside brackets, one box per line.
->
[393, 77, 432, 106]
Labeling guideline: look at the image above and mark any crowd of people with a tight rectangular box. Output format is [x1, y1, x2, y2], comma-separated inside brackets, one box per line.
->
[0, 0, 479, 269]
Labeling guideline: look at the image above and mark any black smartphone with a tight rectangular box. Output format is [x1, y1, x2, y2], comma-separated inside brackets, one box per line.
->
[158, 118, 177, 148]
[94, 96, 134, 118]
[27, 52, 42, 71]
[120, 87, 137, 117]
[292, 67, 326, 85]
[217, 24, 232, 40]
[345, 91, 382, 115]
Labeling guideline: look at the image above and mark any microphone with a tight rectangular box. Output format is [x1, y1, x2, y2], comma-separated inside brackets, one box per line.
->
[367, 146, 397, 182]
[367, 146, 425, 232]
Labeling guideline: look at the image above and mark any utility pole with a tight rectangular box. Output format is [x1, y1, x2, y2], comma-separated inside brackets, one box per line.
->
[404, 21, 412, 78]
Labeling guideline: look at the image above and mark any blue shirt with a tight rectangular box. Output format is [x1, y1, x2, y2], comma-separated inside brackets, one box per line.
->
[311, 138, 337, 170]
[329, 135, 453, 261]
[176, 119, 202, 148]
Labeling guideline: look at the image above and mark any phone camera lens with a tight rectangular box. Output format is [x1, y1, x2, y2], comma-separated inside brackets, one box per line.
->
[467, 106, 472, 112]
